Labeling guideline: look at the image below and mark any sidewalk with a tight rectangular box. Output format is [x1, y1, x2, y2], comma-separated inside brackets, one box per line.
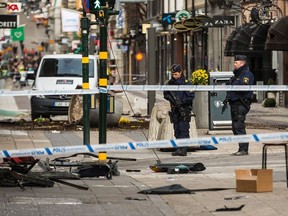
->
[247, 103, 288, 129]
[1, 83, 288, 215]
[1, 126, 288, 216]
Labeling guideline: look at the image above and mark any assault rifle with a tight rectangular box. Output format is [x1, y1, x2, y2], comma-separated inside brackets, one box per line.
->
[168, 91, 186, 115]
[221, 97, 229, 114]
[169, 91, 183, 107]
[221, 75, 236, 114]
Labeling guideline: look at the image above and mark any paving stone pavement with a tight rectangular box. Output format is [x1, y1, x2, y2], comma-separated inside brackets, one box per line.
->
[1, 125, 288, 216]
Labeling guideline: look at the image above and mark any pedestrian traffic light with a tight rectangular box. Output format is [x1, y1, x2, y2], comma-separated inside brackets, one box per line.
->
[89, 0, 118, 17]
[89, 0, 104, 14]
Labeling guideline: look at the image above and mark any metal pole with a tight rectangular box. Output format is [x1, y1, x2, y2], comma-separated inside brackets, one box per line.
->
[184, 0, 188, 78]
[147, 27, 156, 115]
[81, 15, 90, 145]
[191, 0, 195, 71]
[89, 0, 118, 160]
[98, 4, 108, 144]
[204, 0, 208, 71]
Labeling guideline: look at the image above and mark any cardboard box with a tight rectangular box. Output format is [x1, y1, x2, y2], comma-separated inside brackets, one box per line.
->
[235, 169, 273, 192]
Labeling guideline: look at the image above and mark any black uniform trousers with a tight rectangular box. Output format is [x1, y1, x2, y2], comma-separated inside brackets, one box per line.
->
[174, 120, 190, 139]
[170, 108, 190, 139]
[229, 100, 251, 152]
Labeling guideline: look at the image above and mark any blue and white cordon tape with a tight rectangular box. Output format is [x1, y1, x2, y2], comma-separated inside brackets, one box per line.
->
[1, 85, 288, 97]
[1, 132, 288, 159]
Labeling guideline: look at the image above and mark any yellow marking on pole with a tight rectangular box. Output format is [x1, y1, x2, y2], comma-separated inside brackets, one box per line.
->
[82, 57, 89, 63]
[99, 52, 108, 59]
[99, 78, 107, 87]
[107, 95, 115, 113]
[82, 83, 89, 89]
[91, 94, 95, 109]
[98, 152, 107, 161]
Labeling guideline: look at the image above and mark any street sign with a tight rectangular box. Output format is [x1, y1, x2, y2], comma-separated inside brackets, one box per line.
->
[0, 15, 18, 28]
[82, 0, 90, 13]
[175, 10, 191, 22]
[11, 25, 25, 41]
[7, 2, 22, 13]
[0, 2, 7, 8]
[173, 21, 189, 32]
[204, 16, 235, 27]
[162, 13, 176, 25]
[182, 18, 202, 30]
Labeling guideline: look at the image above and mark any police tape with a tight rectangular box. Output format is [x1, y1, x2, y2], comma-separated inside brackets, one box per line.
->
[0, 85, 288, 97]
[1, 132, 288, 159]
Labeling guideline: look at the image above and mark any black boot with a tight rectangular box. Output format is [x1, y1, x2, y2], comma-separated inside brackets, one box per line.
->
[171, 148, 187, 156]
[231, 151, 248, 156]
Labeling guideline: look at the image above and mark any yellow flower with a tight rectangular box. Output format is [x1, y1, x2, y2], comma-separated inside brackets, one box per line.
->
[191, 69, 208, 85]
[119, 117, 130, 124]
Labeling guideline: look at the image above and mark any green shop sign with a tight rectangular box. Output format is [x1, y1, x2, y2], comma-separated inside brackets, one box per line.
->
[11, 25, 25, 41]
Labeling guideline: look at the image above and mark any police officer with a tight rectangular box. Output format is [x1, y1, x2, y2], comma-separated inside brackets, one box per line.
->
[164, 64, 195, 156]
[225, 55, 255, 156]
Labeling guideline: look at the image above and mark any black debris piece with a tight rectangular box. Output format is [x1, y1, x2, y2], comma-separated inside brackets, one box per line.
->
[138, 184, 195, 195]
[215, 205, 245, 212]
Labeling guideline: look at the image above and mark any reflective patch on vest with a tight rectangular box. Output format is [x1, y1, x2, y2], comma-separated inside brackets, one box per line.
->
[243, 77, 249, 84]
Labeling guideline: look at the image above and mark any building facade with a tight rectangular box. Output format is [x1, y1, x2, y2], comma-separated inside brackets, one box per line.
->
[134, 0, 288, 106]
[45, 0, 288, 106]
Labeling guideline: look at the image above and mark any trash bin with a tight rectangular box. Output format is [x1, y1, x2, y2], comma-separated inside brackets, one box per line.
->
[208, 71, 233, 131]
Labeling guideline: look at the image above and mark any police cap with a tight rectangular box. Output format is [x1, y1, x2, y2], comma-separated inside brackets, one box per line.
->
[234, 55, 247, 61]
[170, 64, 182, 73]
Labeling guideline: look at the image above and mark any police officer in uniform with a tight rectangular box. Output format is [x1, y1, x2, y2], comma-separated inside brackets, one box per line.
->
[225, 55, 255, 156]
[164, 64, 195, 156]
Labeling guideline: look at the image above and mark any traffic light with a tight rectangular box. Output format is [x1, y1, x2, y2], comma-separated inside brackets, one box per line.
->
[89, 0, 104, 14]
[89, 0, 118, 17]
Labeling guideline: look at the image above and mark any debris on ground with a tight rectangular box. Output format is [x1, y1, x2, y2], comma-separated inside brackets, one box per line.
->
[215, 205, 245, 212]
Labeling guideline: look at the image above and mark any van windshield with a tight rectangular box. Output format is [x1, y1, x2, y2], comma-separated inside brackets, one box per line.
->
[39, 58, 95, 77]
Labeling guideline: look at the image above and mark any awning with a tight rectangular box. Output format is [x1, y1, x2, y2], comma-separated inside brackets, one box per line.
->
[251, 23, 270, 51]
[224, 29, 238, 56]
[224, 22, 270, 56]
[265, 16, 288, 51]
[224, 23, 257, 56]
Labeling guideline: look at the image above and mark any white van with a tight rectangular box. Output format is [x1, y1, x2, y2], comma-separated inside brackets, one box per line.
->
[30, 54, 98, 120]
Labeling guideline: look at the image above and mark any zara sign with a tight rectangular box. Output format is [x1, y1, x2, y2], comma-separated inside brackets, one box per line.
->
[204, 16, 235, 27]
